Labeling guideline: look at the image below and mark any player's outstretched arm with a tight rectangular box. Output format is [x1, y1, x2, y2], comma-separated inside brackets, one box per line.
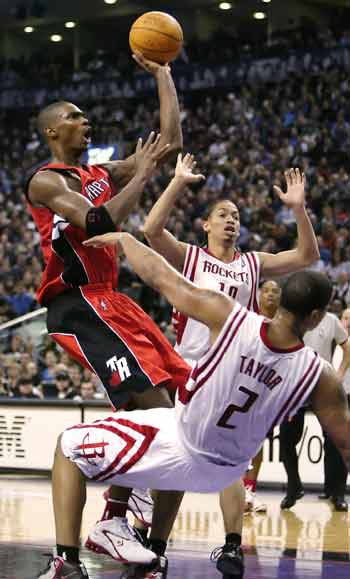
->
[144, 153, 205, 271]
[102, 52, 182, 189]
[28, 133, 169, 231]
[310, 362, 350, 471]
[259, 168, 320, 277]
[84, 231, 233, 337]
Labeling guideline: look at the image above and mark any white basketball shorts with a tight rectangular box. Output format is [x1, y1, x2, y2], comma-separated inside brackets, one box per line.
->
[61, 407, 245, 492]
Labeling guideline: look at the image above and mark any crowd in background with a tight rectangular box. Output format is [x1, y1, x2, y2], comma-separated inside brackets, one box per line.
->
[1, 25, 350, 398]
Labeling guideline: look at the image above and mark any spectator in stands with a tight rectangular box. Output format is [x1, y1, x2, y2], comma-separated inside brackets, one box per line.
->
[40, 350, 58, 383]
[6, 280, 37, 316]
[0, 296, 16, 324]
[51, 371, 76, 400]
[12, 376, 41, 399]
[74, 381, 99, 401]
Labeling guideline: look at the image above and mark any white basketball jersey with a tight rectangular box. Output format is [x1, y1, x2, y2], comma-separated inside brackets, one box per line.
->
[173, 245, 261, 362]
[176, 303, 323, 467]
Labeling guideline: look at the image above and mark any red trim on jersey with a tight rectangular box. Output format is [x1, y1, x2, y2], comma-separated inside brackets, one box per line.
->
[284, 360, 321, 421]
[69, 417, 159, 480]
[189, 246, 200, 281]
[245, 253, 257, 312]
[203, 247, 240, 263]
[178, 306, 247, 404]
[250, 253, 260, 313]
[173, 245, 200, 346]
[270, 353, 319, 429]
[260, 321, 304, 353]
[191, 305, 244, 381]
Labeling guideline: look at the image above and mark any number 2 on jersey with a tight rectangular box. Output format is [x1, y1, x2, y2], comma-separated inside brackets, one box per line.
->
[217, 386, 259, 430]
[219, 282, 238, 298]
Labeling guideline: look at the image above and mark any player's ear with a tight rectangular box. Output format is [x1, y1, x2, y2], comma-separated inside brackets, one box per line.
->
[202, 219, 210, 234]
[46, 127, 57, 139]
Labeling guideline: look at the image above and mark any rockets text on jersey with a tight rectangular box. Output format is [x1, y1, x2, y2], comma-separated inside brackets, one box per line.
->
[26, 163, 119, 305]
[172, 245, 260, 363]
[176, 302, 323, 469]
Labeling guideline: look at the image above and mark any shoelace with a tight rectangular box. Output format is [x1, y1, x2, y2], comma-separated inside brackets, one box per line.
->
[120, 518, 140, 541]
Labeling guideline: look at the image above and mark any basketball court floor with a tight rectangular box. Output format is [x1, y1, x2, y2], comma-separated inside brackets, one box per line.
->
[0, 476, 349, 578]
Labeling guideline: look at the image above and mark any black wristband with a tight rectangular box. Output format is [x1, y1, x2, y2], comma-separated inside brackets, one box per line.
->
[86, 205, 116, 237]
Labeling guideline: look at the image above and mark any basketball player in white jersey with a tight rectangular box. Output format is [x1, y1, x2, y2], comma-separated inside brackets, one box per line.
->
[142, 155, 319, 533]
[39, 232, 350, 579]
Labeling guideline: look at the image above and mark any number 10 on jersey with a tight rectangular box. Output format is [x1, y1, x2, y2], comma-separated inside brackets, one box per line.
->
[219, 282, 238, 298]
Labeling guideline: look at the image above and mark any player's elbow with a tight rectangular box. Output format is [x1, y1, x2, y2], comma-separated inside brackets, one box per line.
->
[143, 222, 159, 242]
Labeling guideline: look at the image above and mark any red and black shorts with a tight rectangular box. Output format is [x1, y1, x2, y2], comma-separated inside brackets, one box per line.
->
[47, 283, 191, 409]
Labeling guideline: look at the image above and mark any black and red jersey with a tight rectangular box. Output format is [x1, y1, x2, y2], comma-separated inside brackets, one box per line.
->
[26, 163, 119, 305]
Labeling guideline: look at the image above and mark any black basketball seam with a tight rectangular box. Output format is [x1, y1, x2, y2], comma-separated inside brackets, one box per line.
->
[130, 40, 180, 54]
[130, 26, 183, 43]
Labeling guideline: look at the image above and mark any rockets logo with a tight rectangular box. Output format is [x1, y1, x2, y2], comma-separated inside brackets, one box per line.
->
[75, 432, 109, 464]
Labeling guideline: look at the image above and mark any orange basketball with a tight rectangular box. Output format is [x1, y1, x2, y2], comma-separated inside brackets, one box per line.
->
[129, 11, 183, 64]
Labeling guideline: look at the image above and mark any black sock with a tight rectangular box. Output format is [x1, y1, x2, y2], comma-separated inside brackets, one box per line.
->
[225, 533, 241, 546]
[56, 544, 80, 563]
[148, 538, 167, 556]
[134, 527, 148, 544]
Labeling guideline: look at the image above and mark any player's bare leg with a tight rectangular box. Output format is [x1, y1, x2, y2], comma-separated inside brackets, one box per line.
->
[36, 438, 89, 578]
[53, 436, 86, 549]
[211, 479, 245, 579]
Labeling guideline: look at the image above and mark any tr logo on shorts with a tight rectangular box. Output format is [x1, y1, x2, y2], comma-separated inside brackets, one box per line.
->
[106, 355, 131, 386]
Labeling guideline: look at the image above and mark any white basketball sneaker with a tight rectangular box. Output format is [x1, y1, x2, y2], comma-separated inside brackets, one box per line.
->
[85, 517, 157, 564]
[128, 489, 154, 528]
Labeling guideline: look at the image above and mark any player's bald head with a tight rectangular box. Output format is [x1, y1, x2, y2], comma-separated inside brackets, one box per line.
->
[37, 101, 72, 140]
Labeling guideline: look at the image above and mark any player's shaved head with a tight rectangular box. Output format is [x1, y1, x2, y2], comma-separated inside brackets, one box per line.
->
[281, 271, 332, 318]
[37, 101, 71, 139]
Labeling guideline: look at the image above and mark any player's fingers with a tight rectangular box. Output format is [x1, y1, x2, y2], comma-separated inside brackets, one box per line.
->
[302, 172, 306, 185]
[143, 131, 157, 149]
[295, 167, 301, 183]
[193, 173, 206, 181]
[284, 170, 292, 187]
[135, 137, 143, 153]
[176, 152, 183, 165]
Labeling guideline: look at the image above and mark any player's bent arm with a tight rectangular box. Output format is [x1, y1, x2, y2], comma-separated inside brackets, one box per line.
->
[144, 176, 188, 271]
[259, 206, 320, 277]
[28, 171, 93, 228]
[102, 68, 182, 189]
[29, 169, 149, 231]
[310, 362, 350, 471]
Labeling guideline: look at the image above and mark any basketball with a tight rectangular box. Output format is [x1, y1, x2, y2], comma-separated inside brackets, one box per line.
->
[129, 11, 183, 64]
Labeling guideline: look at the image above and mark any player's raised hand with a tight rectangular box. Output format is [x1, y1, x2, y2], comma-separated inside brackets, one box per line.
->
[132, 50, 171, 76]
[273, 168, 306, 209]
[134, 132, 170, 180]
[174, 153, 205, 185]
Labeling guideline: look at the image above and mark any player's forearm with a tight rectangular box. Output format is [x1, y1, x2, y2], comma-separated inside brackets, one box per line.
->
[144, 176, 184, 238]
[104, 173, 148, 225]
[156, 68, 182, 157]
[293, 206, 320, 265]
[119, 232, 173, 289]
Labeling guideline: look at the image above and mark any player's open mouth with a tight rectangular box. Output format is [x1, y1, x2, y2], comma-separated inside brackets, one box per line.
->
[224, 226, 235, 233]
